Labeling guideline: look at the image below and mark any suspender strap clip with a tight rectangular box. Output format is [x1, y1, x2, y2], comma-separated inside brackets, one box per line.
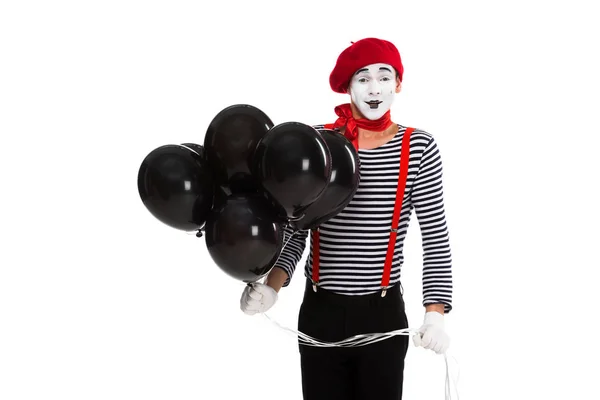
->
[311, 278, 318, 292]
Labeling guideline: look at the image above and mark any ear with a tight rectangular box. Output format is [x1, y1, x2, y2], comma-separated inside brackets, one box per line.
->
[395, 77, 402, 93]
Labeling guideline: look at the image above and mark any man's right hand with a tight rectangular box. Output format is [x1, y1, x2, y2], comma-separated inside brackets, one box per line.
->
[240, 283, 278, 315]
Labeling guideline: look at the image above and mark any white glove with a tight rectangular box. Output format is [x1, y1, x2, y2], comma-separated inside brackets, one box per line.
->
[412, 311, 450, 355]
[240, 283, 278, 315]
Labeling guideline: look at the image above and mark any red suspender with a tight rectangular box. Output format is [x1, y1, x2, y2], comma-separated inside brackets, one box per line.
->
[380, 127, 413, 295]
[311, 229, 320, 291]
[310, 127, 414, 295]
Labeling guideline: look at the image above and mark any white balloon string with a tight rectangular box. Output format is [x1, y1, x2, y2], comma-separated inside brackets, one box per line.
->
[262, 312, 459, 400]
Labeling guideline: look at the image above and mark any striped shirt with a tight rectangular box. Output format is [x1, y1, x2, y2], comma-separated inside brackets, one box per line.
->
[274, 124, 453, 312]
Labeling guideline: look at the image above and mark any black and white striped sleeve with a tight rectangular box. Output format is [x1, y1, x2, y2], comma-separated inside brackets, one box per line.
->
[273, 225, 309, 287]
[411, 136, 454, 312]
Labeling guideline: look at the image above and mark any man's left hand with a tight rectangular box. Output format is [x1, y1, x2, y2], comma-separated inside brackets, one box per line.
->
[412, 311, 450, 355]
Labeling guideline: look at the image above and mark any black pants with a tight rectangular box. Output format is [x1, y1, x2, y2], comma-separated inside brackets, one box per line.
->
[298, 279, 409, 400]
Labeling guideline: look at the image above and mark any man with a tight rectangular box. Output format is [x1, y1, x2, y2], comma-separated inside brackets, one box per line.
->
[240, 37, 454, 400]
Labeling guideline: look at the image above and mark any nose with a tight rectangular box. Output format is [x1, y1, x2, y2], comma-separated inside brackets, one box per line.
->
[368, 80, 381, 96]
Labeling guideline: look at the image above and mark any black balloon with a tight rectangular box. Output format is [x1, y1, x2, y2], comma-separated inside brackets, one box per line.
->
[203, 104, 274, 193]
[252, 122, 331, 220]
[138, 144, 214, 231]
[290, 129, 360, 231]
[205, 194, 284, 283]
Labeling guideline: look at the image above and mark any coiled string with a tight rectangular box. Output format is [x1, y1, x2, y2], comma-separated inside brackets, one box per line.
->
[262, 312, 459, 400]
[264, 312, 418, 347]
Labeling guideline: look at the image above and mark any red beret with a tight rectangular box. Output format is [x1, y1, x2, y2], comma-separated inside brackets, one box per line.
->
[329, 38, 404, 94]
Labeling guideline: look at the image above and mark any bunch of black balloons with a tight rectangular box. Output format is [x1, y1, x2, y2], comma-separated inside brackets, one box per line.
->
[137, 104, 360, 284]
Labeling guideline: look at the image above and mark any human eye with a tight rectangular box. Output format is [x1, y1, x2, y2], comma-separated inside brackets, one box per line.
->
[358, 77, 368, 83]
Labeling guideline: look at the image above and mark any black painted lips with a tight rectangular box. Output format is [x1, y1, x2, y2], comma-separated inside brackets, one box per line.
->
[365, 100, 382, 109]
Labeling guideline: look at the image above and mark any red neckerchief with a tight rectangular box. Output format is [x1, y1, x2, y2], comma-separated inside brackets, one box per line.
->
[324, 103, 393, 150]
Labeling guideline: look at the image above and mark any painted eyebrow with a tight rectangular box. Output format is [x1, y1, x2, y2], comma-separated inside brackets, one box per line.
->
[355, 67, 393, 75]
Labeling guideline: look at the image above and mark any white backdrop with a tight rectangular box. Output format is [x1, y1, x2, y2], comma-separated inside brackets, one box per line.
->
[1, 1, 599, 399]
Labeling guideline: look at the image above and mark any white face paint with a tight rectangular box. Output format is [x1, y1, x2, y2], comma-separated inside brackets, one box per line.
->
[349, 63, 397, 120]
